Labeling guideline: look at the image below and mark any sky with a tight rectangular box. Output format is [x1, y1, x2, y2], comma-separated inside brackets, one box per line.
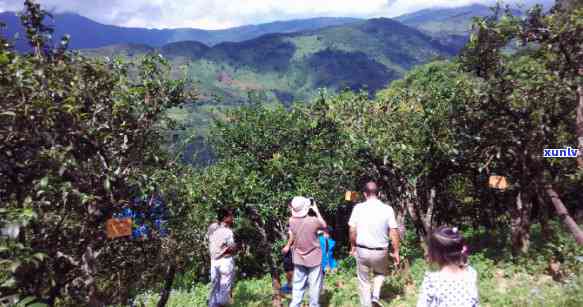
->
[0, 0, 553, 30]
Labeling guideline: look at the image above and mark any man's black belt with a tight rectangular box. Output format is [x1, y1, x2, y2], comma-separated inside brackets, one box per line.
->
[356, 244, 387, 251]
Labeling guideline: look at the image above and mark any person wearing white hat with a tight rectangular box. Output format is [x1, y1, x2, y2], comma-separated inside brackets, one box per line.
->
[282, 196, 327, 307]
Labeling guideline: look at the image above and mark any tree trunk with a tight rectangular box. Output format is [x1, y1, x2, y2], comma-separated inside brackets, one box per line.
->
[248, 207, 283, 307]
[576, 207, 583, 223]
[405, 198, 424, 238]
[81, 245, 102, 307]
[510, 190, 532, 255]
[157, 262, 177, 307]
[335, 203, 350, 245]
[544, 185, 583, 244]
[404, 185, 435, 255]
[263, 243, 282, 307]
[536, 192, 552, 240]
[396, 210, 406, 240]
[404, 185, 427, 237]
[576, 84, 583, 169]
[420, 186, 436, 236]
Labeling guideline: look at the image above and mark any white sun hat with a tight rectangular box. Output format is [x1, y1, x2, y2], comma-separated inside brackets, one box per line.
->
[291, 196, 310, 218]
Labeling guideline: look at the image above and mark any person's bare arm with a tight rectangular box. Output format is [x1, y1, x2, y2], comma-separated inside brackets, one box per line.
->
[389, 228, 400, 265]
[349, 226, 357, 256]
[222, 233, 239, 256]
[226, 243, 239, 254]
[282, 230, 294, 254]
[348, 205, 358, 257]
[311, 203, 327, 229]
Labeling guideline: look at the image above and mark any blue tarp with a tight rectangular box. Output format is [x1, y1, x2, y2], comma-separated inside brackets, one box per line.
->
[319, 235, 337, 271]
[114, 195, 168, 239]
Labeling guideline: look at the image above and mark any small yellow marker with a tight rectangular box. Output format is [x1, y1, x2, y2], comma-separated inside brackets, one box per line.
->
[488, 176, 509, 190]
[345, 191, 358, 202]
[106, 218, 133, 239]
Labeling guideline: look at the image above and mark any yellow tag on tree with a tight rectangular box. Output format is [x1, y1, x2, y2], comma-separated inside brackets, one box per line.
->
[106, 218, 132, 239]
[488, 176, 509, 190]
[345, 191, 358, 202]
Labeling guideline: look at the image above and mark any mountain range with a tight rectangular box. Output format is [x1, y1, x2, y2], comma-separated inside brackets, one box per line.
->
[0, 4, 501, 124]
[1, 2, 547, 163]
[0, 4, 522, 107]
[397, 4, 512, 36]
[82, 17, 456, 104]
[77, 2, 497, 106]
[0, 4, 506, 54]
[0, 11, 360, 51]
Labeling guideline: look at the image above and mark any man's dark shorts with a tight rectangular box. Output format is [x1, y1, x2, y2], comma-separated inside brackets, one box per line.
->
[283, 251, 293, 272]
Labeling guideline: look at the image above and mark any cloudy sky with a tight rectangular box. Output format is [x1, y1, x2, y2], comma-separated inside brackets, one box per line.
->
[0, 0, 552, 29]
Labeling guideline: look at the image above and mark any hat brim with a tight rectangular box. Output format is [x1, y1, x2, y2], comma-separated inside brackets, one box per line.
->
[292, 207, 309, 218]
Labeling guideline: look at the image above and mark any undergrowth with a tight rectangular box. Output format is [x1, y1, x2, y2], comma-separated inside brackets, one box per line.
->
[136, 222, 582, 306]
[136, 257, 582, 306]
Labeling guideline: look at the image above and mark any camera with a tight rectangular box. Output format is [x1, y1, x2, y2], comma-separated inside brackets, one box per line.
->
[307, 198, 317, 216]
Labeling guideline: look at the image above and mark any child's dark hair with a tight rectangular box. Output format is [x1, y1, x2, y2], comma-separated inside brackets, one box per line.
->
[427, 226, 468, 267]
[217, 208, 234, 222]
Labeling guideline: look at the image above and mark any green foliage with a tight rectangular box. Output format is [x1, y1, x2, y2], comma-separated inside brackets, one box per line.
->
[374, 61, 476, 179]
[3, 1, 583, 306]
[174, 3, 582, 303]
[321, 61, 482, 236]
[188, 99, 362, 277]
[0, 2, 198, 305]
[399, 220, 424, 260]
[458, 1, 583, 254]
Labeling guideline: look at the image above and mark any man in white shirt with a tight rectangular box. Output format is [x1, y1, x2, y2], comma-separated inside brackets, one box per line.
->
[208, 208, 238, 307]
[348, 181, 400, 307]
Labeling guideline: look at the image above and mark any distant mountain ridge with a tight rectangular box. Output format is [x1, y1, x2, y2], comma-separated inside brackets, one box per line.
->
[396, 1, 556, 38]
[0, 11, 360, 51]
[395, 3, 530, 53]
[1, 2, 555, 52]
[396, 4, 494, 36]
[1, 4, 508, 104]
[83, 17, 456, 108]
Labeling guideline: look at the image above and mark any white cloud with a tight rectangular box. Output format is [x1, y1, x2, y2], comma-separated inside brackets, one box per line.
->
[0, 0, 553, 29]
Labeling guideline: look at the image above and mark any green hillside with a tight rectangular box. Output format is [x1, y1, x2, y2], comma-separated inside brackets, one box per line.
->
[86, 17, 454, 108]
[84, 17, 457, 164]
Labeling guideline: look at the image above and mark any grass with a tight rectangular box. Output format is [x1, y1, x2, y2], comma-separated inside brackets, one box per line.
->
[135, 256, 583, 307]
